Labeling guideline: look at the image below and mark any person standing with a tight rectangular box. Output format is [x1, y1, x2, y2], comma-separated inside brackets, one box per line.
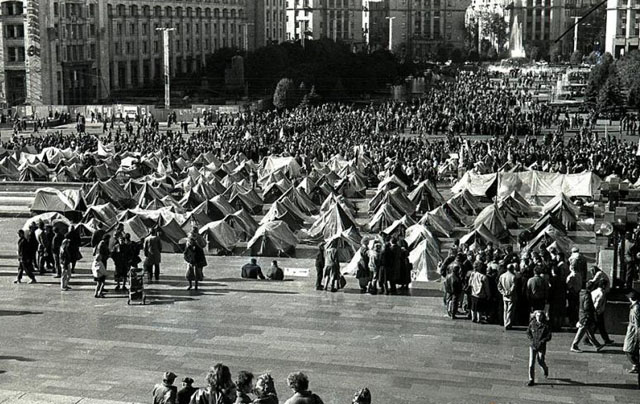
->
[591, 278, 615, 345]
[91, 254, 108, 298]
[65, 224, 82, 273]
[526, 310, 551, 386]
[314, 243, 325, 291]
[144, 228, 163, 282]
[153, 371, 178, 404]
[323, 244, 340, 292]
[623, 289, 640, 382]
[498, 263, 518, 330]
[283, 372, 324, 404]
[15, 229, 36, 284]
[469, 262, 491, 323]
[570, 282, 604, 352]
[184, 227, 207, 290]
[548, 265, 567, 331]
[355, 243, 371, 294]
[566, 265, 582, 326]
[444, 265, 463, 319]
[569, 247, 587, 288]
[35, 221, 47, 274]
[526, 267, 549, 312]
[51, 227, 64, 279]
[59, 236, 72, 291]
[367, 241, 382, 295]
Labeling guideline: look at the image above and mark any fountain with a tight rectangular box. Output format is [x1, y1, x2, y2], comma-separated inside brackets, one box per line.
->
[510, 15, 526, 59]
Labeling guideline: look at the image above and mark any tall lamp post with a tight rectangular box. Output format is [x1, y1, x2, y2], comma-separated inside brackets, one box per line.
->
[156, 27, 175, 109]
[386, 16, 395, 52]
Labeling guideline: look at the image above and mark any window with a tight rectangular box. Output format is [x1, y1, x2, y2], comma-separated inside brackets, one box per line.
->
[90, 44, 96, 59]
[54, 2, 59, 16]
[154, 41, 159, 52]
[130, 23, 135, 35]
[7, 46, 24, 62]
[90, 24, 96, 37]
[89, 4, 95, 17]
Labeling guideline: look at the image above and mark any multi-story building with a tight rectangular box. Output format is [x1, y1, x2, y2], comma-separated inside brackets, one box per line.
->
[367, 0, 470, 58]
[509, 0, 606, 57]
[286, 0, 365, 48]
[605, 0, 640, 57]
[250, 0, 287, 49]
[0, 0, 291, 107]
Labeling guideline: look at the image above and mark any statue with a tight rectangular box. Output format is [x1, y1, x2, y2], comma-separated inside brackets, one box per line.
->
[510, 15, 526, 58]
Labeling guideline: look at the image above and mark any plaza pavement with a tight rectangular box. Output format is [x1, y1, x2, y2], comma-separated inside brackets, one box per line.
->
[0, 215, 638, 404]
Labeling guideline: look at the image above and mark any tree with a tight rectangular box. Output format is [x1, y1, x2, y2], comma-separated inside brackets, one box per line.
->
[587, 52, 614, 102]
[481, 13, 509, 53]
[616, 50, 640, 94]
[596, 70, 622, 113]
[273, 78, 296, 110]
[570, 50, 583, 65]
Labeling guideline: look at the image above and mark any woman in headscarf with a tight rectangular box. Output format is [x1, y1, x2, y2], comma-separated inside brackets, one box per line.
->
[184, 225, 207, 291]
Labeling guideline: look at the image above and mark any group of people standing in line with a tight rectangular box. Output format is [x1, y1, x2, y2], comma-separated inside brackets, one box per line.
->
[152, 364, 372, 404]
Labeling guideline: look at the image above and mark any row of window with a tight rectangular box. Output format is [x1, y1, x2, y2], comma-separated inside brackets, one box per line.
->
[107, 4, 244, 19]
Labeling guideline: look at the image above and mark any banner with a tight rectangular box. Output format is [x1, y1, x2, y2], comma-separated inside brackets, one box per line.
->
[25, 0, 43, 105]
[163, 30, 170, 108]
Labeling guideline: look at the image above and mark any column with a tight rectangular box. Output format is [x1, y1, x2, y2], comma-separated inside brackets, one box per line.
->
[540, 0, 545, 39]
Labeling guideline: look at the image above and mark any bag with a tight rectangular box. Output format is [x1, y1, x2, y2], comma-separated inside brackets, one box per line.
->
[339, 275, 347, 289]
[91, 259, 106, 278]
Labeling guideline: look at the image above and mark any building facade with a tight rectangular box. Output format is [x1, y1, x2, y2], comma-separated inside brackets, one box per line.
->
[366, 0, 470, 58]
[605, 0, 640, 57]
[286, 0, 365, 48]
[0, 0, 291, 107]
[508, 0, 607, 57]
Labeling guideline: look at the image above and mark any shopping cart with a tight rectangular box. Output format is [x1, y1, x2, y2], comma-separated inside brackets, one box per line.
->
[127, 269, 146, 305]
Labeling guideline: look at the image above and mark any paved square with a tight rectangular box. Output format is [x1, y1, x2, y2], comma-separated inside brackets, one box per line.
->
[0, 220, 638, 404]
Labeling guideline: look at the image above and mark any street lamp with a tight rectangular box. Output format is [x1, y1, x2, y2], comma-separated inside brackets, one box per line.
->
[386, 16, 395, 52]
[156, 27, 175, 109]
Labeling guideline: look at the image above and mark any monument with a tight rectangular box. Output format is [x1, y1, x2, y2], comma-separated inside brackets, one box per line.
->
[510, 15, 526, 58]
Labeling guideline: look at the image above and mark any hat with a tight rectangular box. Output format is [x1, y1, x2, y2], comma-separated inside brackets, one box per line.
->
[163, 372, 177, 382]
[182, 377, 194, 384]
[626, 289, 640, 301]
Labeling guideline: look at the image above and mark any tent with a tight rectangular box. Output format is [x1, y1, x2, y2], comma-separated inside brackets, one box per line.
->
[158, 219, 188, 252]
[116, 216, 149, 242]
[452, 170, 602, 199]
[0, 156, 20, 180]
[498, 190, 532, 217]
[540, 194, 578, 230]
[335, 173, 367, 198]
[297, 177, 328, 204]
[278, 186, 318, 215]
[247, 221, 298, 257]
[262, 156, 302, 178]
[523, 224, 572, 255]
[408, 180, 445, 213]
[179, 189, 207, 210]
[418, 207, 457, 238]
[382, 215, 417, 238]
[368, 203, 403, 233]
[320, 193, 357, 218]
[23, 212, 71, 234]
[405, 224, 438, 250]
[377, 174, 407, 191]
[82, 202, 119, 227]
[223, 209, 259, 241]
[474, 205, 511, 241]
[199, 220, 238, 253]
[262, 181, 288, 203]
[224, 183, 263, 214]
[260, 200, 306, 232]
[459, 224, 502, 250]
[369, 188, 416, 216]
[325, 227, 362, 262]
[19, 162, 49, 181]
[85, 179, 134, 209]
[448, 190, 481, 215]
[135, 183, 169, 209]
[209, 195, 236, 218]
[31, 188, 87, 217]
[409, 237, 442, 282]
[304, 202, 359, 242]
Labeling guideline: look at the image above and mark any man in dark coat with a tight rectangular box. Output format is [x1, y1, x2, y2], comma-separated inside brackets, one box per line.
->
[15, 229, 36, 284]
[570, 282, 604, 352]
[380, 239, 397, 295]
[241, 258, 265, 279]
[314, 243, 325, 291]
[152, 371, 177, 404]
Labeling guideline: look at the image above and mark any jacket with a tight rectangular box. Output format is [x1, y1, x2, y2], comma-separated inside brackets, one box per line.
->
[144, 234, 163, 264]
[623, 301, 640, 353]
[241, 263, 265, 279]
[469, 271, 491, 299]
[527, 318, 552, 350]
[177, 386, 198, 404]
[578, 289, 596, 326]
[153, 382, 177, 404]
[591, 287, 606, 315]
[498, 271, 517, 301]
[444, 272, 462, 296]
[526, 275, 549, 302]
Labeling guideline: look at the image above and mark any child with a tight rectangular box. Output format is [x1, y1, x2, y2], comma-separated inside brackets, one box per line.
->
[91, 255, 107, 298]
[526, 310, 552, 386]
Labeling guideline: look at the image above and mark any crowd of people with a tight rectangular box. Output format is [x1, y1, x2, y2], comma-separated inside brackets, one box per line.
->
[152, 365, 371, 404]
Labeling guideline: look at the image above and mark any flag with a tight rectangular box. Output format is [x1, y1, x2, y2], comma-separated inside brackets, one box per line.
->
[279, 127, 285, 141]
